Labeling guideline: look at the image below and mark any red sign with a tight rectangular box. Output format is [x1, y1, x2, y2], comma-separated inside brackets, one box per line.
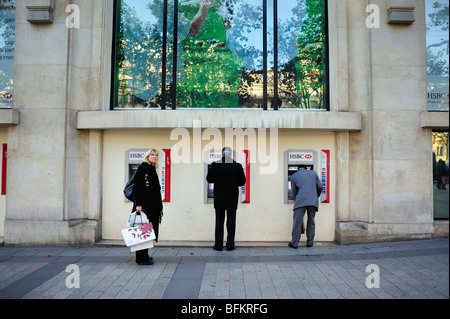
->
[161, 149, 171, 202]
[241, 150, 250, 204]
[321, 150, 330, 203]
[2, 144, 7, 195]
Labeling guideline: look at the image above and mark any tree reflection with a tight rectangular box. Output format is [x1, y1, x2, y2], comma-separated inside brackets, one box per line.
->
[114, 0, 327, 109]
[0, 0, 15, 108]
[426, 0, 449, 111]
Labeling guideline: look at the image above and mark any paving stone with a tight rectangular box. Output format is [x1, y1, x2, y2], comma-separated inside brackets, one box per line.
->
[0, 238, 447, 301]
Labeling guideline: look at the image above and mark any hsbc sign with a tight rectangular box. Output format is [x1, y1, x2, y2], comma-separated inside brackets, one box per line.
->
[288, 151, 315, 164]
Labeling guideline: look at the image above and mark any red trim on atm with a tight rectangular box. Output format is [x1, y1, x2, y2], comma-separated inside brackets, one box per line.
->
[1, 144, 7, 195]
[242, 150, 250, 203]
[321, 150, 330, 203]
[162, 149, 171, 202]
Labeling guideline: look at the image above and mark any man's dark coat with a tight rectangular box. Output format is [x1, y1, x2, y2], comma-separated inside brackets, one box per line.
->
[206, 157, 246, 210]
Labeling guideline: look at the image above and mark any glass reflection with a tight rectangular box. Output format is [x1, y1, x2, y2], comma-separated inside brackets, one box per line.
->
[117, 0, 213, 108]
[285, 0, 326, 109]
[0, 0, 15, 108]
[426, 0, 449, 111]
[114, 0, 327, 109]
[433, 131, 449, 219]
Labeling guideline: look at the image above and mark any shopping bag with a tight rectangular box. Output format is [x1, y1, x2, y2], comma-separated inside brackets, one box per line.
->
[130, 241, 154, 252]
[127, 211, 149, 227]
[122, 212, 155, 251]
[121, 222, 156, 249]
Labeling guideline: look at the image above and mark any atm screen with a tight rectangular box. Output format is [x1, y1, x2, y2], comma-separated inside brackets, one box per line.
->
[128, 163, 140, 179]
[287, 166, 298, 201]
[207, 164, 214, 199]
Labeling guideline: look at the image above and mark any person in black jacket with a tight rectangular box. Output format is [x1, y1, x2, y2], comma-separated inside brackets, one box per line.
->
[132, 149, 163, 265]
[206, 147, 246, 251]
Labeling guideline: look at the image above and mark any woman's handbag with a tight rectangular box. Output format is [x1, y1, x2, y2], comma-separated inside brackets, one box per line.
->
[122, 212, 156, 252]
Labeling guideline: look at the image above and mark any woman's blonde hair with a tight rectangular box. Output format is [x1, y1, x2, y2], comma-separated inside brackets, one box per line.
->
[143, 148, 159, 167]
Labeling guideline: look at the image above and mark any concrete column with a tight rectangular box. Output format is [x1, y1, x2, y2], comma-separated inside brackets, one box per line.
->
[337, 0, 434, 243]
[4, 0, 105, 244]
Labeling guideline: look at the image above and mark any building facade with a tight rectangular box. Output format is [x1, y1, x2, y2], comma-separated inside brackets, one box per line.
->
[0, 0, 448, 245]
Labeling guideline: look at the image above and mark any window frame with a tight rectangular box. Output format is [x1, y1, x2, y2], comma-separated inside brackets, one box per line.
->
[110, 0, 330, 111]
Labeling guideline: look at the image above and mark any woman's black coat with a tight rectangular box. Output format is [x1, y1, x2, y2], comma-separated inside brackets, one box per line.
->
[132, 162, 163, 241]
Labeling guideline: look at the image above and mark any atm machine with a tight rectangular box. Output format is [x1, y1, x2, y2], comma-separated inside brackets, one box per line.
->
[124, 148, 172, 202]
[124, 149, 147, 201]
[284, 149, 330, 204]
[284, 150, 317, 203]
[204, 149, 250, 204]
[204, 150, 222, 203]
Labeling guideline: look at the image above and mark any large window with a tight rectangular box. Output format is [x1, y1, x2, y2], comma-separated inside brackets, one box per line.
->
[433, 131, 449, 219]
[112, 0, 328, 110]
[426, 0, 449, 111]
[0, 0, 15, 108]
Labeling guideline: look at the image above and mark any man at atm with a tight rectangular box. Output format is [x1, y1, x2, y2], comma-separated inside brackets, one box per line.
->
[288, 165, 323, 249]
[206, 147, 246, 251]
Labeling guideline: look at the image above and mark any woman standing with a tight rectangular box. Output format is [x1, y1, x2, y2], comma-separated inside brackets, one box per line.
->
[132, 149, 163, 265]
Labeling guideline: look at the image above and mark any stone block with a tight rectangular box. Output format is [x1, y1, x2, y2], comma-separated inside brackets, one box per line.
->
[26, 11, 53, 24]
[26, 0, 55, 24]
[388, 0, 415, 24]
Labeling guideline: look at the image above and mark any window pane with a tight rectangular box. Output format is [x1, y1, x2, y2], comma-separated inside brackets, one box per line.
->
[113, 0, 327, 110]
[115, 0, 166, 108]
[278, 0, 326, 109]
[0, 0, 15, 108]
[176, 0, 246, 108]
[433, 131, 449, 219]
[426, 0, 449, 111]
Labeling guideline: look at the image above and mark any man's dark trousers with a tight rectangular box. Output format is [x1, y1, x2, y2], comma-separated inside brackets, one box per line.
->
[215, 209, 237, 250]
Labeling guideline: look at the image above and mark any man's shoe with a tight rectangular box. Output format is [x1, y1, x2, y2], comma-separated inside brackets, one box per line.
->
[227, 247, 235, 251]
[213, 246, 223, 251]
[288, 242, 298, 249]
[306, 243, 313, 247]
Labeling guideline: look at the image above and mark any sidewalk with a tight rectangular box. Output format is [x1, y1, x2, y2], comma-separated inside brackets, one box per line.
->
[0, 238, 448, 300]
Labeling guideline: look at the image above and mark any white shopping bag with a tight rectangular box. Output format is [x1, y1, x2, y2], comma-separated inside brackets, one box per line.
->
[122, 212, 156, 251]
[121, 222, 156, 248]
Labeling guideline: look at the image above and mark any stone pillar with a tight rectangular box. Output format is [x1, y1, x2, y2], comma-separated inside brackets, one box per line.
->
[336, 0, 434, 243]
[4, 0, 104, 245]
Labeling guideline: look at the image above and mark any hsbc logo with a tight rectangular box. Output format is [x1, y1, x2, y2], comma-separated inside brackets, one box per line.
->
[288, 152, 314, 162]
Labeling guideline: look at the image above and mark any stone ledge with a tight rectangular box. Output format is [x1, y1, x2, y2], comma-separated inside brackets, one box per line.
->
[26, 0, 55, 24]
[0, 109, 19, 126]
[77, 109, 363, 131]
[387, 0, 415, 25]
[4, 219, 101, 245]
[336, 221, 435, 245]
[421, 111, 450, 129]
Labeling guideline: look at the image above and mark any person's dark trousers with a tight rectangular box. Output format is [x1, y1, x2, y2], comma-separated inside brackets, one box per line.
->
[136, 249, 150, 263]
[215, 209, 237, 250]
[135, 218, 158, 263]
[290, 206, 316, 248]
